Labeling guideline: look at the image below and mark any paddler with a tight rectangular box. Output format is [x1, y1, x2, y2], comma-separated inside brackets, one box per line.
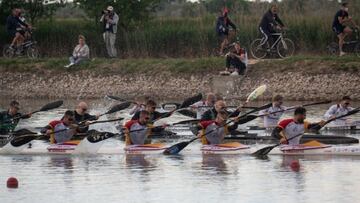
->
[190, 92, 216, 119]
[323, 96, 354, 126]
[41, 110, 77, 144]
[197, 110, 242, 145]
[131, 100, 168, 123]
[201, 100, 241, 121]
[74, 102, 99, 133]
[0, 101, 31, 134]
[272, 107, 325, 145]
[259, 95, 288, 128]
[124, 110, 164, 145]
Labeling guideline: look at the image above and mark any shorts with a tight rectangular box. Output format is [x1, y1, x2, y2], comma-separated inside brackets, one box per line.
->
[218, 32, 228, 41]
[333, 25, 345, 35]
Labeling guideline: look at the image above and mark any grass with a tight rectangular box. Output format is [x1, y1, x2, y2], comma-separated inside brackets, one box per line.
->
[0, 55, 359, 75]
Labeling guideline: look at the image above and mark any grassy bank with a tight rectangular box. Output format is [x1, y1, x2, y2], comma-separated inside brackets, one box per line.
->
[1, 55, 360, 75]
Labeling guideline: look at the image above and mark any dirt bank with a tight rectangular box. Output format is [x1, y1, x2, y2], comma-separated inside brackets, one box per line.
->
[0, 56, 359, 101]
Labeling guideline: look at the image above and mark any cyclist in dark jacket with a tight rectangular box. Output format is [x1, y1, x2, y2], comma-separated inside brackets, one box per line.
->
[332, 2, 358, 56]
[6, 8, 29, 49]
[259, 4, 284, 47]
[216, 9, 236, 55]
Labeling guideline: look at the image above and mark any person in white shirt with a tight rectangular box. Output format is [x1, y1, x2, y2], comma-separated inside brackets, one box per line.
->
[64, 35, 90, 68]
[324, 96, 354, 126]
[259, 95, 288, 128]
[191, 93, 216, 119]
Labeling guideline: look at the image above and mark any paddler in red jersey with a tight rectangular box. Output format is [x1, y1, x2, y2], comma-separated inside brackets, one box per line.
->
[271, 107, 325, 145]
[124, 110, 165, 145]
[197, 110, 242, 145]
[41, 110, 77, 144]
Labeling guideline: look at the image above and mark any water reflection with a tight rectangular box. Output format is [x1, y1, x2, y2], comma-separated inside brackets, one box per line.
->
[201, 154, 228, 174]
[48, 156, 74, 170]
[125, 154, 152, 168]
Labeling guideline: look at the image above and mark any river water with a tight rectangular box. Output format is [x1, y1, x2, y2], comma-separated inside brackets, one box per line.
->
[1, 99, 360, 203]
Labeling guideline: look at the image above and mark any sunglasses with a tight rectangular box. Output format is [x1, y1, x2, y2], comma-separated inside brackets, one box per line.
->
[144, 117, 150, 120]
[82, 108, 87, 112]
[68, 118, 74, 122]
[344, 103, 350, 105]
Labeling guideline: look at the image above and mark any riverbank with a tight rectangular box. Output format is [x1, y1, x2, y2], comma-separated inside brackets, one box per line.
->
[0, 55, 359, 101]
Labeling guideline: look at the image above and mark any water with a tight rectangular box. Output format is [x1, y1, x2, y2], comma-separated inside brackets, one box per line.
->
[1, 99, 360, 203]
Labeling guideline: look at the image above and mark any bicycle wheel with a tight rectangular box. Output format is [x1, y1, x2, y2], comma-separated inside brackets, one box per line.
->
[354, 43, 360, 57]
[277, 38, 295, 58]
[250, 38, 268, 59]
[26, 45, 39, 59]
[3, 44, 15, 58]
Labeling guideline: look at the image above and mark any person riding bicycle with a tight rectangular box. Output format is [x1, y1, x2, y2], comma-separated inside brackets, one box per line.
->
[6, 8, 31, 50]
[216, 8, 236, 56]
[332, 2, 359, 56]
[259, 4, 285, 47]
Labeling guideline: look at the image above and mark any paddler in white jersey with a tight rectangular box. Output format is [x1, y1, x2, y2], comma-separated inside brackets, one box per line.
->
[324, 96, 354, 126]
[271, 107, 325, 145]
[259, 94, 288, 128]
[124, 110, 164, 145]
[191, 93, 216, 119]
[197, 110, 241, 145]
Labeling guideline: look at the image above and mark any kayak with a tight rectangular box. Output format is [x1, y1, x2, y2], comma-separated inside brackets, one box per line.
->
[224, 134, 359, 145]
[1, 141, 360, 156]
[201, 142, 251, 154]
[124, 143, 168, 154]
[247, 125, 360, 132]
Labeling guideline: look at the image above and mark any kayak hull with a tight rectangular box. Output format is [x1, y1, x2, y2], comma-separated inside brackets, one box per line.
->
[201, 143, 251, 155]
[124, 144, 168, 155]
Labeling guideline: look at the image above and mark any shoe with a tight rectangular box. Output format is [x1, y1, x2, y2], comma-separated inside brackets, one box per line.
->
[339, 51, 346, 56]
[64, 63, 74, 68]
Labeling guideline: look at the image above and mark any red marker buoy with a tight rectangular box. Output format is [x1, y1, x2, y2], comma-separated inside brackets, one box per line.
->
[7, 177, 19, 188]
[290, 160, 300, 172]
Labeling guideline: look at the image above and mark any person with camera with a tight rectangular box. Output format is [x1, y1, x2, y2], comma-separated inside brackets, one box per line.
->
[100, 6, 119, 58]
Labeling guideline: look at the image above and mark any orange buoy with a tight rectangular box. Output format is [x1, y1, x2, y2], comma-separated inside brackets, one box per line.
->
[290, 160, 300, 172]
[7, 177, 18, 188]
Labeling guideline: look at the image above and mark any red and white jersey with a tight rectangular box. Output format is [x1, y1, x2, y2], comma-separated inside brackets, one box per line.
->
[278, 119, 309, 145]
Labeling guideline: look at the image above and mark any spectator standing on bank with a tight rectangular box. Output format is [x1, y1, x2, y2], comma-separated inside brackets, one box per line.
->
[100, 6, 119, 58]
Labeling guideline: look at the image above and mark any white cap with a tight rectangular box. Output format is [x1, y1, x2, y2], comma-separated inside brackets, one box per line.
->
[107, 6, 114, 11]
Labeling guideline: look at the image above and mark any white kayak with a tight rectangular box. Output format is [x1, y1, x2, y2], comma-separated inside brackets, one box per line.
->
[2, 139, 360, 156]
[124, 143, 168, 154]
[201, 142, 251, 155]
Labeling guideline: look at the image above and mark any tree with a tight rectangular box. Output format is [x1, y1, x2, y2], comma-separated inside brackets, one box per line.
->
[74, 0, 161, 28]
[0, 0, 65, 25]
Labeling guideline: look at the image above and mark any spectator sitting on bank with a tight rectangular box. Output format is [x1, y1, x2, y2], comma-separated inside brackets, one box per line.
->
[220, 41, 248, 76]
[64, 35, 90, 68]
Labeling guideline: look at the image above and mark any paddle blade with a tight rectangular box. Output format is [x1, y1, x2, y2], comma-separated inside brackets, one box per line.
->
[39, 100, 63, 112]
[163, 141, 190, 155]
[177, 109, 197, 118]
[10, 134, 39, 147]
[179, 93, 203, 108]
[105, 102, 131, 115]
[106, 95, 125, 101]
[236, 115, 258, 124]
[246, 85, 267, 102]
[252, 145, 276, 157]
[86, 131, 117, 143]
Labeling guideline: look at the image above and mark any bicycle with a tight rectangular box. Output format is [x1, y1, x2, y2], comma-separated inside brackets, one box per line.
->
[327, 27, 360, 57]
[3, 28, 39, 59]
[250, 30, 295, 59]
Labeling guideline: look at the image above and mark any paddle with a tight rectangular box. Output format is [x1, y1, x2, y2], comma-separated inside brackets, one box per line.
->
[235, 100, 333, 125]
[163, 85, 267, 155]
[9, 118, 124, 147]
[8, 100, 64, 121]
[105, 95, 126, 102]
[155, 93, 203, 120]
[252, 107, 360, 157]
[99, 101, 131, 116]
